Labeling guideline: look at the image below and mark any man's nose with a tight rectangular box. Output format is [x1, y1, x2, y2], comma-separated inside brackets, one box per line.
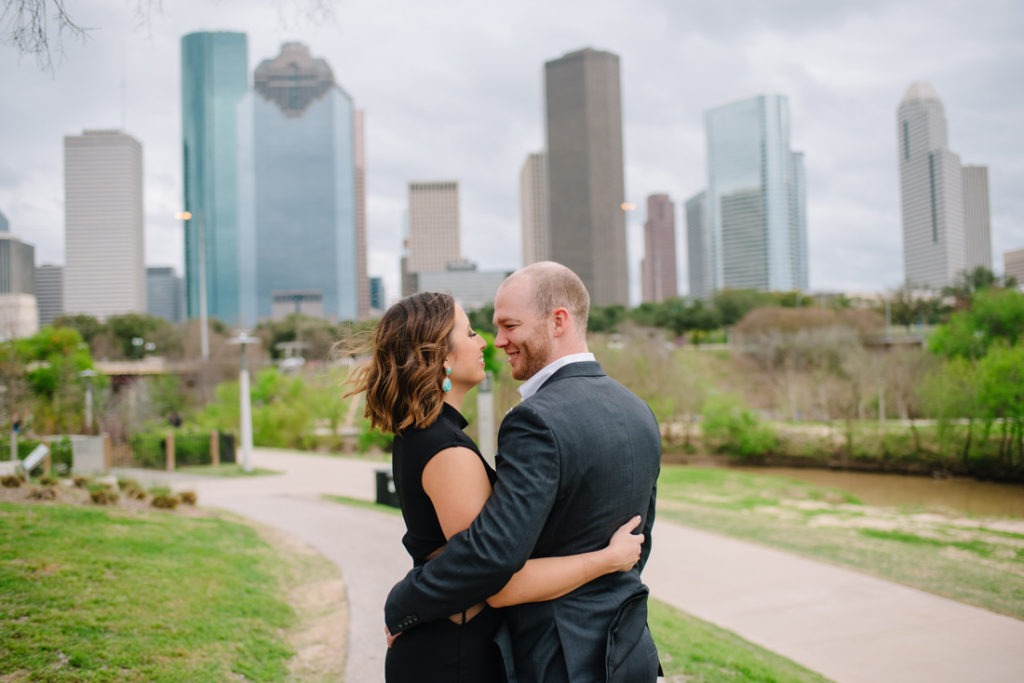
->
[494, 330, 508, 347]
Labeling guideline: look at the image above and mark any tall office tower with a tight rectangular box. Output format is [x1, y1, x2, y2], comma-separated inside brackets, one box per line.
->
[63, 130, 145, 318]
[1004, 248, 1024, 286]
[520, 152, 549, 266]
[896, 82, 970, 289]
[0, 230, 35, 295]
[962, 165, 992, 271]
[181, 31, 248, 325]
[354, 110, 370, 319]
[685, 191, 712, 300]
[147, 267, 185, 323]
[237, 42, 359, 325]
[640, 194, 678, 302]
[406, 181, 461, 274]
[705, 94, 807, 293]
[544, 48, 628, 305]
[0, 221, 38, 339]
[35, 265, 63, 325]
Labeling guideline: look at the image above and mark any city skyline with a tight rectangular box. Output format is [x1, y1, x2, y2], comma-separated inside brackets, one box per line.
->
[1, 0, 1022, 307]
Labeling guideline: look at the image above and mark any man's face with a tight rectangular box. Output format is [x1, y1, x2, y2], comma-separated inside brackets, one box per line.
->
[493, 277, 553, 381]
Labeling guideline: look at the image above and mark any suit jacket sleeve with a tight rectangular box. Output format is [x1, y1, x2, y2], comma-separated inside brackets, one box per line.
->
[638, 475, 657, 573]
[385, 403, 560, 634]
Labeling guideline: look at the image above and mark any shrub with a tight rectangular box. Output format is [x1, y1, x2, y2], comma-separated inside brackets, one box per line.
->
[151, 494, 180, 510]
[89, 486, 119, 505]
[179, 490, 197, 506]
[38, 475, 58, 486]
[118, 478, 147, 500]
[2, 474, 23, 488]
[357, 419, 394, 453]
[701, 394, 777, 458]
[28, 486, 58, 501]
[72, 476, 91, 488]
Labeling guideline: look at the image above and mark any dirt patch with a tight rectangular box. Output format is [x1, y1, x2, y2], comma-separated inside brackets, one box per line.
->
[246, 522, 348, 682]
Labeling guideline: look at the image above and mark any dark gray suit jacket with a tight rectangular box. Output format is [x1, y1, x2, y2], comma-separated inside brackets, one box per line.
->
[385, 361, 661, 682]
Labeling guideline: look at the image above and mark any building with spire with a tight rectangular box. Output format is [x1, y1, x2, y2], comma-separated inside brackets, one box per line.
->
[236, 42, 361, 325]
[897, 82, 991, 289]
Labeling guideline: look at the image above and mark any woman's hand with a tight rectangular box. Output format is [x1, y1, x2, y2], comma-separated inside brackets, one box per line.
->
[385, 625, 401, 649]
[602, 515, 644, 572]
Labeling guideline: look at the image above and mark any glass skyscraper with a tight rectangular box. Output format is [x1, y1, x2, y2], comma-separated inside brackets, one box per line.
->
[705, 94, 808, 293]
[181, 31, 248, 325]
[236, 42, 359, 325]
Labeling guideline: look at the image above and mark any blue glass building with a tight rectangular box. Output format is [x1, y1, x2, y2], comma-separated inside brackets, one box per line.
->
[705, 95, 808, 292]
[237, 43, 358, 326]
[180, 31, 249, 325]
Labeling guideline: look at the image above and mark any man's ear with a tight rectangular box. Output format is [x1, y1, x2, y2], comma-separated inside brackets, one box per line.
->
[551, 307, 571, 337]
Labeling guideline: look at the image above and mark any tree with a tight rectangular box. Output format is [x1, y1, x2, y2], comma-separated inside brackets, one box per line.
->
[2, 0, 338, 69]
[11, 326, 102, 433]
[929, 289, 1024, 360]
[712, 289, 775, 327]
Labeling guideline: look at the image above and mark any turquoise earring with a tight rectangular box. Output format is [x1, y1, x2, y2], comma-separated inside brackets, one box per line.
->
[442, 367, 452, 393]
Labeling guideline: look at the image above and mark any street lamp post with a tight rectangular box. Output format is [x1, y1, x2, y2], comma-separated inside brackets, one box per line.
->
[176, 210, 209, 361]
[80, 369, 96, 434]
[228, 332, 260, 472]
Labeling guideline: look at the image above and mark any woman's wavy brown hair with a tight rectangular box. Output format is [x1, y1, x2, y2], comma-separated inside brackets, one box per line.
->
[347, 292, 456, 435]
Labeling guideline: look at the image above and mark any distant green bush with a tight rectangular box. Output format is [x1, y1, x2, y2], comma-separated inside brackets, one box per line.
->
[701, 394, 777, 458]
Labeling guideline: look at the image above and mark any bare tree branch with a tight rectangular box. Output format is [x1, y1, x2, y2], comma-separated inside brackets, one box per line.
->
[1, 0, 89, 71]
[2, 0, 338, 71]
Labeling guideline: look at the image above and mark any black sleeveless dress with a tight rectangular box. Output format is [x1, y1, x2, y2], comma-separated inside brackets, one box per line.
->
[385, 403, 505, 683]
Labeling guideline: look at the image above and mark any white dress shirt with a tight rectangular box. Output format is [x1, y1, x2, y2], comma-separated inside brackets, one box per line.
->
[517, 352, 596, 400]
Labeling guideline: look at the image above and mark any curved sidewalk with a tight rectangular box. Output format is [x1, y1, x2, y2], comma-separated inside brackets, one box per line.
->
[141, 449, 1024, 683]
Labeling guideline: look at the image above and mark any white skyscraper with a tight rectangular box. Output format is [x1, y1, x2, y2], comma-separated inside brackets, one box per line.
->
[406, 181, 461, 274]
[520, 152, 549, 266]
[897, 82, 970, 289]
[962, 165, 992, 272]
[64, 130, 146, 318]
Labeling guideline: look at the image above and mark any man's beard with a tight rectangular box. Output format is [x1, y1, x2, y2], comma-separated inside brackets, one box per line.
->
[514, 331, 552, 381]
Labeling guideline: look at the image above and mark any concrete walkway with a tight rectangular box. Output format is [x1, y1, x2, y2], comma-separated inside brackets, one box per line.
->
[132, 449, 1024, 683]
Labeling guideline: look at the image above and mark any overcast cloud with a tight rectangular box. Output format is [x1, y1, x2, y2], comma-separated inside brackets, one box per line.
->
[1, 0, 1021, 305]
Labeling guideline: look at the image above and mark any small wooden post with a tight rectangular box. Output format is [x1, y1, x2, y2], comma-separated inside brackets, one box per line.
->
[102, 433, 112, 471]
[210, 430, 220, 467]
[42, 438, 51, 476]
[165, 430, 175, 471]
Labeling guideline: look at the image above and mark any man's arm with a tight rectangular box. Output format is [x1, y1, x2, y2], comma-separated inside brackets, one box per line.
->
[385, 404, 559, 634]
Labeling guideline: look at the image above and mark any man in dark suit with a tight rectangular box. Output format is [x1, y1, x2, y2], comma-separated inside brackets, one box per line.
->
[385, 261, 661, 682]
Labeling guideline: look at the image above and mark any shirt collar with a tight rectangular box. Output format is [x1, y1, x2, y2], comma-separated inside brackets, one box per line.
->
[518, 352, 596, 400]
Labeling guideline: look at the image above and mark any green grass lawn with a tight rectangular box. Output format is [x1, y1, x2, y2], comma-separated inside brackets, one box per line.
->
[655, 466, 1024, 619]
[0, 503, 296, 682]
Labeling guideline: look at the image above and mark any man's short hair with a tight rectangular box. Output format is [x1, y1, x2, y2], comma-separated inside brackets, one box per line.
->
[516, 262, 590, 334]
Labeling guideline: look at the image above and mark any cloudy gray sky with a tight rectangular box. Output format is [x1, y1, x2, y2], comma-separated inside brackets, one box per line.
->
[1, 0, 1022, 305]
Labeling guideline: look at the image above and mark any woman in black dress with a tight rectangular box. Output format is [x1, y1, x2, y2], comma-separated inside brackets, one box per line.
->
[349, 292, 643, 682]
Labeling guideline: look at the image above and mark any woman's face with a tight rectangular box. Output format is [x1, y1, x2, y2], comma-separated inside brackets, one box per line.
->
[446, 305, 487, 392]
